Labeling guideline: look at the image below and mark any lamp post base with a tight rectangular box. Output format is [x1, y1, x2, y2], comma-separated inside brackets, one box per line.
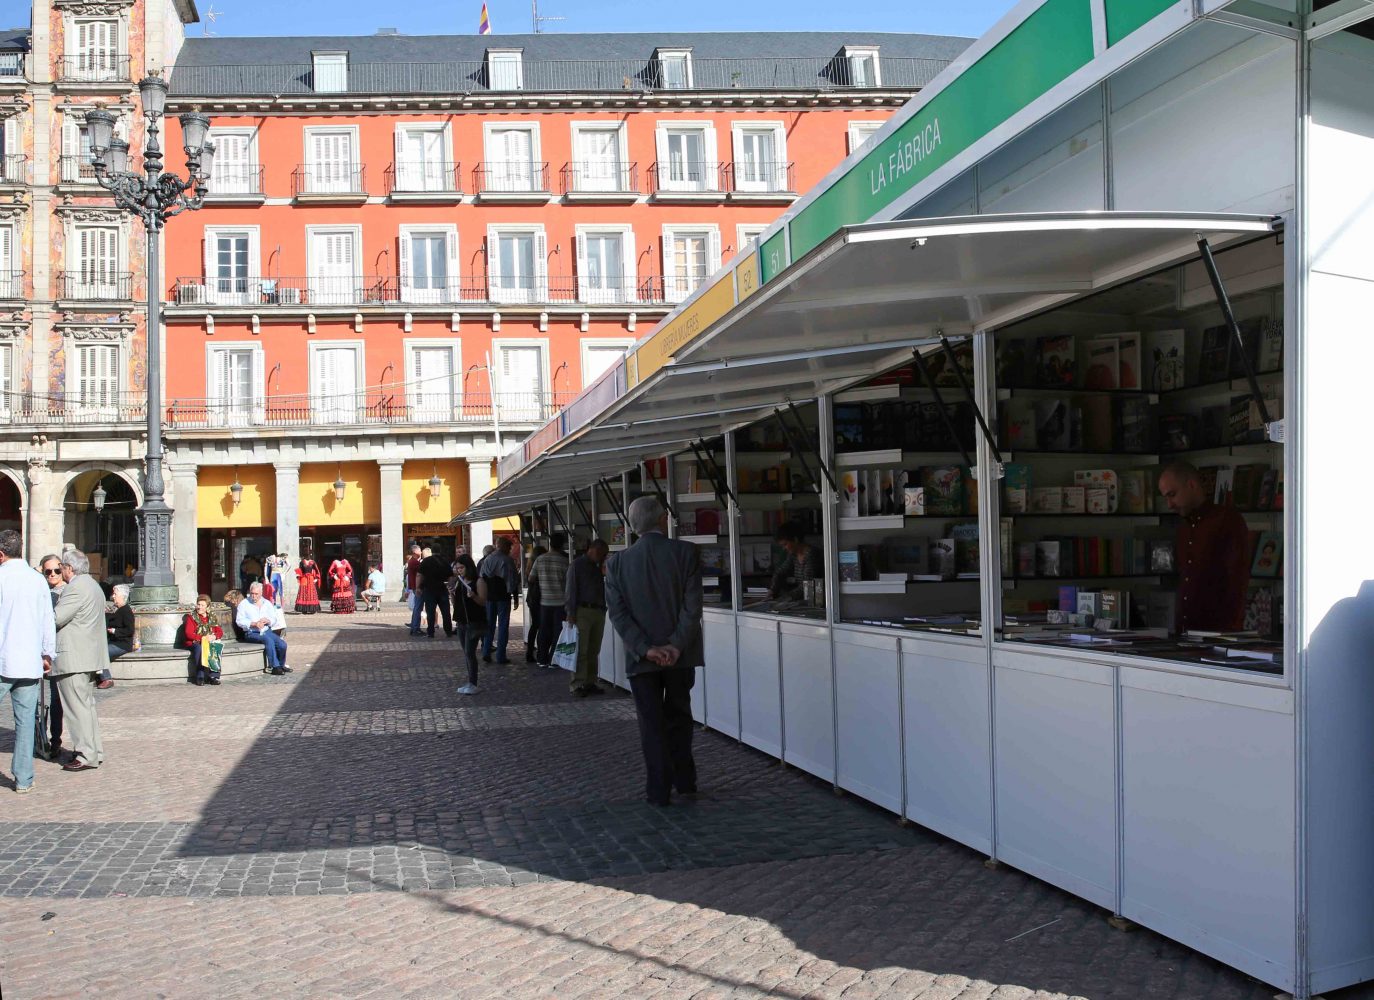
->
[129, 585, 181, 608]
[132, 498, 176, 607]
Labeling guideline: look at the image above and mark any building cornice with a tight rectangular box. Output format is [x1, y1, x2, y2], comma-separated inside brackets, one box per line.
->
[166, 88, 920, 116]
[53, 0, 136, 13]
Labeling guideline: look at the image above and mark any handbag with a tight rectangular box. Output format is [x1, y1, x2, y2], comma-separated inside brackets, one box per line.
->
[205, 638, 224, 678]
[33, 675, 50, 759]
[551, 622, 579, 670]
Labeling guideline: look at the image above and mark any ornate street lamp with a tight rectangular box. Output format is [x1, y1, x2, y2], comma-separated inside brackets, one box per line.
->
[428, 465, 443, 501]
[87, 74, 215, 607]
[333, 468, 347, 503]
[92, 482, 107, 513]
[229, 469, 243, 508]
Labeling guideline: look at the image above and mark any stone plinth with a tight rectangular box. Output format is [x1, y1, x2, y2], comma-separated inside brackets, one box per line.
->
[112, 604, 264, 683]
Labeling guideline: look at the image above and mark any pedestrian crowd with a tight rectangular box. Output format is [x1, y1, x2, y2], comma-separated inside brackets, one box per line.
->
[2, 500, 705, 808]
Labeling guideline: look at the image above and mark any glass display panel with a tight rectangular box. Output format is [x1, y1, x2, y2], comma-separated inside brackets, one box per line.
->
[732, 403, 825, 620]
[995, 237, 1285, 672]
[666, 440, 733, 609]
[832, 351, 983, 637]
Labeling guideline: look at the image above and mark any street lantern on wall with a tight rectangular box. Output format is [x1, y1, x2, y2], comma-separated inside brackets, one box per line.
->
[229, 470, 243, 509]
[333, 468, 347, 503]
[428, 465, 443, 501]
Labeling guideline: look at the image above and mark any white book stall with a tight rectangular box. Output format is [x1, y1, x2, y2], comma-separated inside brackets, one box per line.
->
[457, 6, 1374, 997]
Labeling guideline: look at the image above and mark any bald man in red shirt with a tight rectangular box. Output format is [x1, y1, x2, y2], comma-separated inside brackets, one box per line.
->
[1158, 461, 1251, 633]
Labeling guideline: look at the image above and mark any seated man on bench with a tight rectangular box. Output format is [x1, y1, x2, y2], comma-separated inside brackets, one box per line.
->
[235, 582, 291, 675]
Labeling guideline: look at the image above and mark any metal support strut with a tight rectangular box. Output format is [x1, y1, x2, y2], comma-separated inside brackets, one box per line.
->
[1196, 237, 1274, 426]
[643, 460, 675, 519]
[911, 348, 976, 470]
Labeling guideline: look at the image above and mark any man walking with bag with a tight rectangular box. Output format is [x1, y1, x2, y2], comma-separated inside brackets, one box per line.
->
[0, 530, 55, 793]
[532, 534, 570, 668]
[564, 539, 608, 696]
[605, 497, 702, 807]
[478, 537, 519, 664]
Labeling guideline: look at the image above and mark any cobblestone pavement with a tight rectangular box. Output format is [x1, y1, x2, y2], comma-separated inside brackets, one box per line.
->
[0, 610, 1349, 999]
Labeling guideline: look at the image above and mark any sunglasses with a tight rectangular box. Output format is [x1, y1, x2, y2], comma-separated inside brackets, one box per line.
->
[44, 568, 61, 576]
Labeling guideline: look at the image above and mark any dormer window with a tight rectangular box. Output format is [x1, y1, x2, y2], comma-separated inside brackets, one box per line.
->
[312, 51, 348, 93]
[655, 48, 692, 90]
[486, 49, 523, 91]
[842, 46, 880, 87]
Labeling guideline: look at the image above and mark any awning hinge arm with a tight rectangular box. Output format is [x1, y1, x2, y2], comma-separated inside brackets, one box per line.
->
[911, 347, 976, 471]
[938, 336, 1004, 466]
[547, 499, 571, 537]
[1196, 237, 1275, 427]
[643, 460, 676, 519]
[788, 401, 839, 494]
[570, 491, 593, 531]
[691, 439, 736, 508]
[596, 478, 628, 527]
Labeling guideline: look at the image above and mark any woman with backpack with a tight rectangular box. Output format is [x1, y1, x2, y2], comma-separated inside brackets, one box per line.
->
[452, 554, 487, 696]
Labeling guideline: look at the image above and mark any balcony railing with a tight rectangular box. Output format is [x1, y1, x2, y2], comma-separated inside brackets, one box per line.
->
[164, 390, 574, 429]
[0, 271, 25, 298]
[385, 160, 462, 195]
[172, 274, 675, 308]
[59, 270, 134, 301]
[291, 163, 366, 197]
[0, 154, 26, 184]
[59, 54, 132, 83]
[474, 161, 550, 195]
[207, 164, 265, 196]
[649, 161, 725, 196]
[0, 392, 147, 425]
[561, 160, 639, 195]
[169, 55, 952, 98]
[725, 160, 796, 195]
[59, 153, 98, 184]
[0, 53, 23, 78]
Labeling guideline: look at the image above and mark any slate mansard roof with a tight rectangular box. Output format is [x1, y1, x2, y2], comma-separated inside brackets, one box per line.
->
[168, 30, 973, 98]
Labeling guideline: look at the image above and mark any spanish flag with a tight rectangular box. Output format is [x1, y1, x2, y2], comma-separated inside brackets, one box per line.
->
[479, 2, 492, 33]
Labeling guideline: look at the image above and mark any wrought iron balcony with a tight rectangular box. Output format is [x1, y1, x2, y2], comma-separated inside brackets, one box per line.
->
[0, 52, 23, 79]
[59, 270, 134, 301]
[0, 392, 147, 426]
[561, 161, 639, 196]
[205, 164, 265, 197]
[725, 160, 796, 196]
[168, 55, 951, 98]
[172, 273, 673, 308]
[58, 153, 99, 185]
[164, 390, 575, 430]
[649, 161, 726, 197]
[290, 163, 367, 198]
[58, 54, 132, 84]
[0, 154, 26, 185]
[474, 161, 550, 197]
[0, 270, 25, 298]
[385, 160, 462, 196]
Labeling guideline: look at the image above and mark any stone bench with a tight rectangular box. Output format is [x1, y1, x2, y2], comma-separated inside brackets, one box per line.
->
[107, 641, 266, 683]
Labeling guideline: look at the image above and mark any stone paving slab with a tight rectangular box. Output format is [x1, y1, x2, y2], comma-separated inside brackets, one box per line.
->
[0, 612, 1334, 1000]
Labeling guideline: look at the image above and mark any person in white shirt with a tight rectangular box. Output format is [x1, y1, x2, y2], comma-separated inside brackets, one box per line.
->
[361, 563, 386, 611]
[0, 529, 57, 793]
[236, 582, 290, 675]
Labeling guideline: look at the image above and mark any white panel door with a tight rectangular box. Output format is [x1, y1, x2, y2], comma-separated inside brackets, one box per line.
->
[398, 128, 445, 191]
[736, 129, 778, 191]
[497, 345, 542, 421]
[212, 133, 252, 193]
[78, 226, 119, 298]
[313, 347, 358, 424]
[576, 128, 621, 191]
[491, 128, 534, 191]
[578, 232, 625, 304]
[309, 231, 355, 305]
[409, 346, 455, 422]
[76, 20, 117, 81]
[666, 130, 707, 190]
[74, 343, 118, 417]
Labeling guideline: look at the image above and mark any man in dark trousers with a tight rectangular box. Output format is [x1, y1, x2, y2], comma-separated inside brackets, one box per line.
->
[605, 495, 703, 806]
[417, 546, 455, 637]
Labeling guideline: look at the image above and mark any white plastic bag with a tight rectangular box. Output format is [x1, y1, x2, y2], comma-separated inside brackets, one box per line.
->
[551, 622, 579, 670]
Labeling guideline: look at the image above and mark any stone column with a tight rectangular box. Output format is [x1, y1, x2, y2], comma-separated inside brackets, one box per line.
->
[378, 460, 404, 600]
[275, 463, 300, 608]
[467, 458, 495, 557]
[170, 464, 198, 605]
[25, 458, 59, 564]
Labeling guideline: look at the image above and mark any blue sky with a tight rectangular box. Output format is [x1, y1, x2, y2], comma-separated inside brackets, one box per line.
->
[182, 0, 1013, 39]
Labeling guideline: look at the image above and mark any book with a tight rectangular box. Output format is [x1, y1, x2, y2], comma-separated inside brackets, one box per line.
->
[1257, 317, 1283, 372]
[839, 471, 860, 518]
[1146, 590, 1177, 631]
[1002, 463, 1031, 514]
[1231, 464, 1263, 510]
[879, 468, 897, 515]
[1077, 591, 1103, 618]
[1030, 486, 1064, 515]
[953, 523, 980, 575]
[1214, 467, 1235, 506]
[1149, 540, 1176, 574]
[903, 485, 926, 516]
[930, 537, 957, 578]
[1035, 335, 1077, 387]
[695, 508, 720, 536]
[1252, 531, 1282, 577]
[1119, 470, 1149, 514]
[1061, 486, 1086, 514]
[1200, 405, 1228, 448]
[1256, 469, 1277, 511]
[1083, 336, 1121, 390]
[1118, 396, 1153, 453]
[699, 547, 726, 573]
[1146, 329, 1185, 391]
[1073, 469, 1119, 512]
[1099, 590, 1129, 629]
[1036, 540, 1062, 577]
[965, 474, 979, 517]
[1117, 333, 1143, 390]
[1034, 398, 1072, 451]
[1003, 398, 1038, 450]
[750, 543, 773, 575]
[922, 466, 964, 516]
[866, 469, 884, 515]
[886, 539, 928, 576]
[1158, 413, 1197, 452]
[998, 337, 1030, 388]
[1243, 586, 1277, 636]
[1015, 542, 1037, 578]
[1198, 325, 1232, 383]
[834, 403, 868, 451]
[838, 550, 861, 582]
[1080, 395, 1114, 452]
[1059, 586, 1081, 613]
[1086, 488, 1111, 514]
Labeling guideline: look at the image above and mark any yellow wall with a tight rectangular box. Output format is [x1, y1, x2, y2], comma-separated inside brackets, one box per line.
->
[490, 468, 519, 531]
[299, 461, 381, 526]
[400, 459, 470, 523]
[197, 466, 276, 529]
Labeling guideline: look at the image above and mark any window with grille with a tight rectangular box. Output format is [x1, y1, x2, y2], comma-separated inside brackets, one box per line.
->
[399, 227, 457, 302]
[408, 344, 458, 421]
[657, 125, 716, 191]
[73, 342, 119, 413]
[208, 345, 264, 426]
[487, 226, 547, 304]
[308, 229, 360, 305]
[733, 124, 786, 192]
[395, 126, 448, 191]
[204, 227, 259, 304]
[844, 48, 880, 87]
[656, 50, 692, 90]
[485, 126, 539, 191]
[572, 126, 625, 192]
[0, 343, 12, 418]
[496, 344, 545, 420]
[73, 19, 118, 80]
[305, 129, 356, 193]
[208, 130, 255, 193]
[311, 345, 360, 424]
[75, 225, 119, 297]
[576, 227, 634, 304]
[847, 121, 884, 153]
[662, 227, 720, 303]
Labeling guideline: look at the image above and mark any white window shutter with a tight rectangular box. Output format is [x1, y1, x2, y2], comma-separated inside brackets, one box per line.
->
[662, 232, 676, 298]
[0, 344, 12, 409]
[574, 231, 589, 301]
[654, 129, 669, 187]
[621, 230, 637, 303]
[704, 128, 719, 189]
[398, 229, 412, 297]
[485, 226, 500, 293]
[61, 120, 77, 181]
[251, 349, 266, 422]
[533, 230, 548, 300]
[708, 229, 722, 273]
[203, 229, 215, 283]
[445, 231, 458, 298]
[3, 117, 17, 161]
[0, 225, 12, 274]
[208, 348, 226, 422]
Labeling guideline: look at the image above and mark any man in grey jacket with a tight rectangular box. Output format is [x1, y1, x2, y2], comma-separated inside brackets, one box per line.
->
[52, 549, 107, 772]
[605, 495, 703, 806]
